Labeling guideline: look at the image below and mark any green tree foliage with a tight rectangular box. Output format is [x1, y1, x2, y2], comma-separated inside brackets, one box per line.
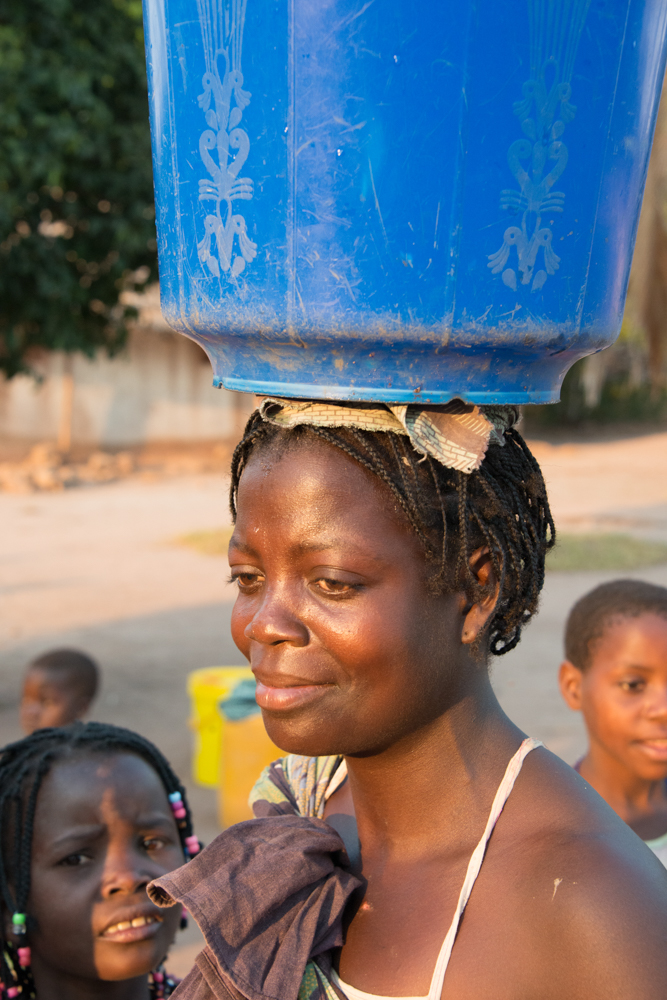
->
[0, 0, 157, 378]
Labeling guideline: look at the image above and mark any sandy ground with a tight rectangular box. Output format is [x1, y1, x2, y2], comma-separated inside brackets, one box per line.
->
[1, 428, 667, 973]
[531, 430, 667, 537]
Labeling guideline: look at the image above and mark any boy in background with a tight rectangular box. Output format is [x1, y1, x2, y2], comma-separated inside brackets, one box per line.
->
[20, 648, 99, 734]
[559, 579, 667, 865]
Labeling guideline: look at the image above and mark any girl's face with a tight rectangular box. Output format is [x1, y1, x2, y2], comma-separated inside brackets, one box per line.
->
[27, 752, 184, 985]
[229, 438, 482, 758]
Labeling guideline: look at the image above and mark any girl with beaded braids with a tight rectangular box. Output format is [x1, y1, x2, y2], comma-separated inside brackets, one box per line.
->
[0, 722, 201, 999]
[149, 400, 667, 1000]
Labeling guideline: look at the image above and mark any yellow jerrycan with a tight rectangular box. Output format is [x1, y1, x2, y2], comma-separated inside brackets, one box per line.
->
[187, 667, 252, 788]
[217, 674, 282, 828]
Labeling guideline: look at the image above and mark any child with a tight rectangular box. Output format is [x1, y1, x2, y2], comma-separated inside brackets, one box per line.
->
[20, 648, 99, 734]
[0, 721, 201, 998]
[559, 579, 667, 865]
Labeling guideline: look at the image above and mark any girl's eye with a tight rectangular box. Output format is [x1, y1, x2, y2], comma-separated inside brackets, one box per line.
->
[59, 851, 91, 867]
[142, 837, 167, 852]
[230, 571, 264, 592]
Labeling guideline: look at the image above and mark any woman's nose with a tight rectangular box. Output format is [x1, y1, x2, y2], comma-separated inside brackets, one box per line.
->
[244, 588, 309, 647]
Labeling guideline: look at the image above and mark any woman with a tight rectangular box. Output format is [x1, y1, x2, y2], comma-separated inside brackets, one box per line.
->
[151, 399, 667, 1000]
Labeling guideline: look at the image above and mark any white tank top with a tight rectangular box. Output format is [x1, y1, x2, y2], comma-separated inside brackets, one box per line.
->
[331, 737, 543, 1000]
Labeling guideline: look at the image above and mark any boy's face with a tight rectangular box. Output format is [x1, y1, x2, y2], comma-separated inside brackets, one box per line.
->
[20, 667, 89, 734]
[559, 613, 667, 781]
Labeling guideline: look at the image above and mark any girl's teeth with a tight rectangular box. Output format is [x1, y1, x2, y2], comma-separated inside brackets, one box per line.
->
[106, 915, 157, 934]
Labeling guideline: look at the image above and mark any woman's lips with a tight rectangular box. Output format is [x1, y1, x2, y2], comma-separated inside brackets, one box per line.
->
[255, 679, 331, 712]
[100, 913, 163, 943]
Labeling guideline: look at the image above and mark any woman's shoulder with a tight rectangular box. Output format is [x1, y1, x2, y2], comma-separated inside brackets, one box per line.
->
[494, 746, 667, 995]
[509, 745, 667, 884]
[249, 754, 345, 819]
[523, 829, 667, 996]
[441, 746, 667, 997]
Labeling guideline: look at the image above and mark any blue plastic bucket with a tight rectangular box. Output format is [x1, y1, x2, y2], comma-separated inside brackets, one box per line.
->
[142, 0, 667, 404]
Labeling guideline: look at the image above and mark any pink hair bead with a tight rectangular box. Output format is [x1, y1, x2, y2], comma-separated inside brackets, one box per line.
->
[185, 835, 200, 855]
[173, 808, 187, 820]
[7, 988, 19, 997]
[153, 972, 164, 982]
[17, 948, 30, 968]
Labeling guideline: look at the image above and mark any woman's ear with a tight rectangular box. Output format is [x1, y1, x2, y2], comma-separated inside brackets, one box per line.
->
[461, 546, 499, 646]
[559, 660, 584, 710]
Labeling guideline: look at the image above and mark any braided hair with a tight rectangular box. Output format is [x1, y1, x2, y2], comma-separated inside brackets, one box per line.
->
[0, 722, 198, 998]
[230, 410, 555, 656]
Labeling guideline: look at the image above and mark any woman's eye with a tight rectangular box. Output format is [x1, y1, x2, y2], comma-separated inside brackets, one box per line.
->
[230, 571, 264, 592]
[313, 578, 355, 595]
[59, 851, 91, 867]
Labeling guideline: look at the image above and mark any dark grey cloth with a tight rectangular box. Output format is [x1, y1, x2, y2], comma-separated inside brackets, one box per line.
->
[149, 815, 362, 1000]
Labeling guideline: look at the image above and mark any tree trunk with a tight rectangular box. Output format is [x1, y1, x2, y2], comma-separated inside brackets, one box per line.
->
[57, 355, 74, 454]
[629, 74, 667, 394]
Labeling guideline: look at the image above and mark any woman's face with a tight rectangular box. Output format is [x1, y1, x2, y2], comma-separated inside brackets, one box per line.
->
[27, 752, 184, 985]
[229, 438, 478, 757]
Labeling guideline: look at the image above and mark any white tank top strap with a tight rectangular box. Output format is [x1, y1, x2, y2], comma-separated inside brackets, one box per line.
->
[331, 737, 543, 1000]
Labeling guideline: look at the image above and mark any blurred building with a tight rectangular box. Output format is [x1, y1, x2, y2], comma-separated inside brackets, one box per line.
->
[0, 286, 247, 448]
